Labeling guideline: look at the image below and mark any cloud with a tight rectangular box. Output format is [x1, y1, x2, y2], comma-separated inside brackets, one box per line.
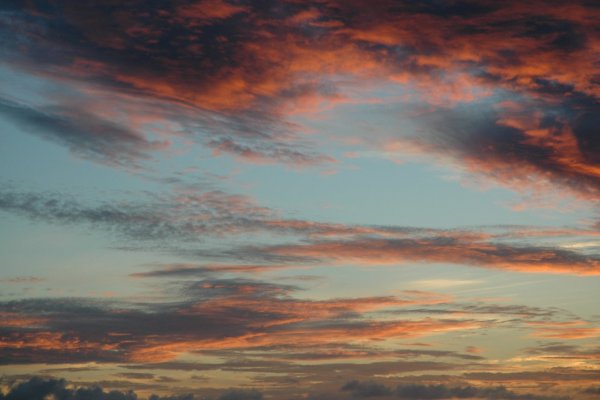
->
[524, 343, 600, 362]
[2, 186, 598, 276]
[0, 186, 421, 245]
[0, 377, 138, 400]
[464, 368, 600, 382]
[406, 96, 600, 202]
[0, 97, 167, 167]
[262, 236, 600, 275]
[0, 2, 599, 398]
[527, 321, 600, 339]
[218, 344, 483, 362]
[0, 1, 342, 167]
[0, 0, 598, 184]
[217, 389, 262, 400]
[208, 138, 334, 166]
[394, 383, 567, 400]
[0, 271, 589, 367]
[0, 278, 476, 364]
[0, 277, 45, 284]
[340, 381, 568, 400]
[0, 187, 275, 243]
[0, 377, 264, 400]
[0, 376, 580, 400]
[117, 373, 157, 380]
[129, 263, 292, 278]
[341, 380, 392, 397]
[582, 386, 600, 395]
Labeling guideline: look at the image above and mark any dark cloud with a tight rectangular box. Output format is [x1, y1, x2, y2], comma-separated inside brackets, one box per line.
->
[0, 277, 476, 364]
[0, 186, 418, 246]
[340, 381, 568, 400]
[1, 0, 599, 183]
[341, 380, 392, 397]
[413, 95, 600, 200]
[0, 278, 298, 363]
[0, 271, 585, 367]
[394, 383, 567, 400]
[0, 97, 166, 167]
[135, 262, 315, 279]
[0, 0, 335, 167]
[217, 389, 262, 400]
[0, 187, 274, 243]
[581, 386, 600, 395]
[0, 377, 265, 400]
[130, 265, 213, 278]
[523, 343, 600, 361]
[0, 377, 138, 400]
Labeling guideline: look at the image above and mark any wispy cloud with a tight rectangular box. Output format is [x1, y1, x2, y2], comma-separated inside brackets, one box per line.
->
[0, 97, 168, 168]
[2, 186, 599, 276]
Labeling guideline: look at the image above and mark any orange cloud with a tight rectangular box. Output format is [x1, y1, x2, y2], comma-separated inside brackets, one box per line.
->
[126, 318, 480, 363]
[0, 312, 47, 328]
[0, 331, 118, 354]
[527, 321, 600, 340]
[268, 237, 600, 275]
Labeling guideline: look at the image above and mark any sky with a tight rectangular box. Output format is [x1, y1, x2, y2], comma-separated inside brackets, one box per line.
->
[0, 1, 599, 399]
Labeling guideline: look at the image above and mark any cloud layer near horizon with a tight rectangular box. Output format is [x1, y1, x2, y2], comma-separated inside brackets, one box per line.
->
[3, 377, 587, 400]
[1, 270, 597, 367]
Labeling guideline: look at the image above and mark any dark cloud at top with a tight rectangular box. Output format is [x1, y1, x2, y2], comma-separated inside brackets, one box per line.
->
[0, 0, 336, 167]
[0, 0, 598, 189]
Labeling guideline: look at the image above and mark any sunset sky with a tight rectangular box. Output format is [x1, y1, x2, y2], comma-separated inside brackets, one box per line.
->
[1, 1, 600, 399]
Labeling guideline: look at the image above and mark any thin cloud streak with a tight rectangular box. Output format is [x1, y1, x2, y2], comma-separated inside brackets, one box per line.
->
[1, 187, 599, 276]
